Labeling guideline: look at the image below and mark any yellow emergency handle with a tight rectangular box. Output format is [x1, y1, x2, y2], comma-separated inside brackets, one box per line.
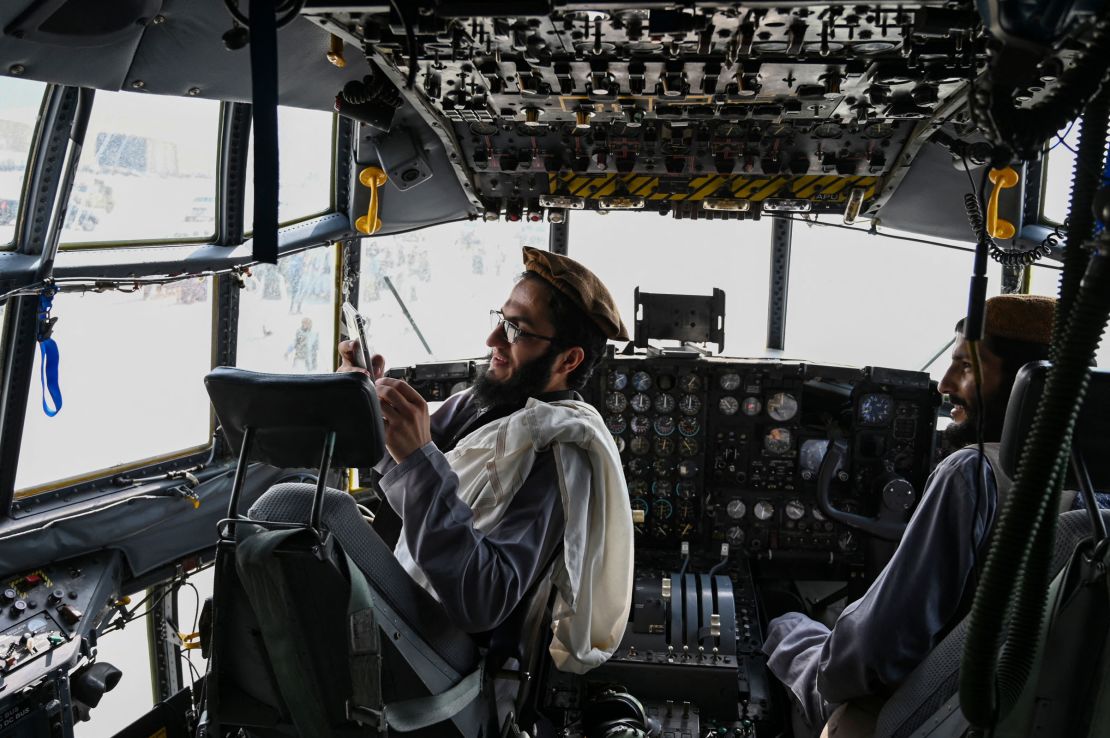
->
[355, 167, 388, 235]
[986, 167, 1019, 240]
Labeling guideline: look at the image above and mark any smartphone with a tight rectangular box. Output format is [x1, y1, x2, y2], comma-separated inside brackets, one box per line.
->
[341, 302, 373, 371]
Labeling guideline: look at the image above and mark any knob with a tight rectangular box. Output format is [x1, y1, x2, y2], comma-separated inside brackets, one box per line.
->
[10, 599, 27, 617]
[0, 588, 16, 605]
[48, 589, 65, 606]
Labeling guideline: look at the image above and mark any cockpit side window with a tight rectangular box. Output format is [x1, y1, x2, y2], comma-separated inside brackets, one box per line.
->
[0, 77, 47, 249]
[59, 91, 220, 246]
[358, 221, 549, 367]
[14, 283, 214, 496]
[244, 107, 334, 230]
[1028, 263, 1109, 368]
[1041, 120, 1082, 226]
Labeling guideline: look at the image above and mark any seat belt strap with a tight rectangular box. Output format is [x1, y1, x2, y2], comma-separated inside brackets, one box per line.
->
[236, 528, 331, 738]
[382, 664, 484, 733]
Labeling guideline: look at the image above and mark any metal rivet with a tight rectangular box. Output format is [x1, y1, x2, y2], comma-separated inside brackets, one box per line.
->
[132, 80, 145, 89]
[9, 64, 25, 76]
[188, 87, 201, 96]
[152, 15, 166, 25]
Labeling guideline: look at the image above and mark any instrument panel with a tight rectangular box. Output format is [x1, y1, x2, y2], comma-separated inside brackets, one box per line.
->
[585, 356, 939, 568]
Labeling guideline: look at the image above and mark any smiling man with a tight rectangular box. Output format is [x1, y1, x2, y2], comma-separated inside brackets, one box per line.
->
[339, 246, 633, 674]
[762, 294, 1056, 737]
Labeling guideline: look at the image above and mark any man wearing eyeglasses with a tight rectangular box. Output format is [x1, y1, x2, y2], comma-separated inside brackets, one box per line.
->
[339, 246, 633, 675]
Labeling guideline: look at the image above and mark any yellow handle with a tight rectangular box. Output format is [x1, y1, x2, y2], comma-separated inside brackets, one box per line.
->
[986, 167, 1019, 240]
[355, 167, 388, 235]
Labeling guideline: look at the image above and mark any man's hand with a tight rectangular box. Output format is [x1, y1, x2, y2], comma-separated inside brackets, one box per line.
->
[337, 339, 385, 379]
[376, 377, 432, 463]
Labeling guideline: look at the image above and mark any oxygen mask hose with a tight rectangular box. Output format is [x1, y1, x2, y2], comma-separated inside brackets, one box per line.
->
[960, 111, 1110, 730]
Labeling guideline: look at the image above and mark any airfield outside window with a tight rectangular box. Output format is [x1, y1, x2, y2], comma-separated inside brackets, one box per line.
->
[15, 283, 213, 494]
[237, 245, 337, 373]
[358, 221, 548, 368]
[244, 107, 333, 228]
[0, 78, 47, 247]
[59, 90, 219, 246]
[569, 213, 772, 357]
[788, 220, 1004, 379]
[1041, 120, 1081, 225]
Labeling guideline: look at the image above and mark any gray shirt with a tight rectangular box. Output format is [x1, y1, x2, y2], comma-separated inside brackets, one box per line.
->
[375, 390, 574, 633]
[762, 448, 998, 728]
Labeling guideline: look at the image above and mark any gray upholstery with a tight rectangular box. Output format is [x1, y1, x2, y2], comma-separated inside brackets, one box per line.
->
[875, 509, 1110, 738]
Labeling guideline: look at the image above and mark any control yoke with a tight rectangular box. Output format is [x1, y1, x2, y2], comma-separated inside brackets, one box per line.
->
[816, 441, 915, 542]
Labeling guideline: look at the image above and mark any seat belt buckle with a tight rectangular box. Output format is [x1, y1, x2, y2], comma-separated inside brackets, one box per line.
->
[346, 700, 387, 734]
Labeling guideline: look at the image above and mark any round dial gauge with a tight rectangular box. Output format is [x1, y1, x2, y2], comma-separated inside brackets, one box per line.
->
[632, 371, 653, 392]
[742, 396, 762, 416]
[627, 458, 650, 477]
[656, 374, 675, 391]
[859, 393, 894, 426]
[605, 392, 628, 413]
[654, 437, 676, 456]
[785, 500, 806, 520]
[676, 501, 695, 520]
[652, 522, 672, 539]
[605, 415, 627, 435]
[652, 498, 674, 520]
[719, 396, 740, 416]
[679, 394, 702, 416]
[767, 392, 799, 422]
[612, 435, 626, 453]
[676, 481, 697, 499]
[630, 436, 651, 455]
[653, 458, 674, 477]
[719, 372, 742, 391]
[654, 393, 676, 413]
[678, 417, 700, 437]
[654, 416, 676, 436]
[627, 480, 649, 497]
[764, 427, 794, 455]
[630, 415, 651, 435]
[652, 480, 672, 497]
[726, 499, 747, 519]
[630, 497, 649, 522]
[678, 459, 699, 478]
[726, 526, 745, 545]
[608, 371, 628, 391]
[679, 374, 701, 393]
[630, 392, 652, 413]
[679, 437, 699, 457]
[753, 500, 775, 521]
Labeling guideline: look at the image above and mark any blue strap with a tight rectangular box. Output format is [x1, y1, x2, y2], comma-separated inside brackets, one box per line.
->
[37, 290, 62, 417]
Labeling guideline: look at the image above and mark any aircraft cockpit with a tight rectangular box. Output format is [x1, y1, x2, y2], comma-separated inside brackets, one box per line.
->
[0, 1, 1108, 737]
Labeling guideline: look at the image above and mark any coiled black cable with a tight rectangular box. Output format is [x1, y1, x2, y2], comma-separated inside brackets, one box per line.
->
[341, 74, 403, 109]
[963, 186, 1054, 267]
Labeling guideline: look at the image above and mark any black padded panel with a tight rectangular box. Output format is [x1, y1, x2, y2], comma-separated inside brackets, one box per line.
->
[205, 367, 385, 469]
[874, 509, 1110, 738]
[999, 363, 1110, 488]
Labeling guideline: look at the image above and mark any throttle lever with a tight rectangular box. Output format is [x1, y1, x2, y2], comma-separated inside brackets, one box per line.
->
[815, 441, 910, 542]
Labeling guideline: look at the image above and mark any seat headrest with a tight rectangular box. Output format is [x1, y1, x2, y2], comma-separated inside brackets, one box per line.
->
[205, 367, 385, 469]
[999, 361, 1110, 488]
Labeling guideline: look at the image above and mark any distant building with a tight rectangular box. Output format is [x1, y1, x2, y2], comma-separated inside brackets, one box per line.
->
[94, 132, 180, 176]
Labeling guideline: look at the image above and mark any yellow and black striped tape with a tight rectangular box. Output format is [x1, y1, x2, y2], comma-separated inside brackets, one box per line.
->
[547, 173, 877, 203]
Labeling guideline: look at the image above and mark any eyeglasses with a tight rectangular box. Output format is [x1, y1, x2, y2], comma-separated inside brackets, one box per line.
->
[490, 310, 557, 344]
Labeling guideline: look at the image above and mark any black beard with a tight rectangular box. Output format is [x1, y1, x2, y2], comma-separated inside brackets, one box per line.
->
[942, 393, 1008, 451]
[471, 344, 560, 410]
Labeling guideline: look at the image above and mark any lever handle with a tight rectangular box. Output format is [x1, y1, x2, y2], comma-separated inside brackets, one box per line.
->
[355, 166, 388, 235]
[986, 167, 1019, 240]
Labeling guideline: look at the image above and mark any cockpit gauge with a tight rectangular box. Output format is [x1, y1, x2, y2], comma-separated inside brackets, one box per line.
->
[628, 458, 650, 477]
[654, 458, 674, 477]
[679, 374, 701, 393]
[628, 480, 648, 497]
[656, 374, 675, 391]
[764, 427, 794, 455]
[741, 396, 762, 416]
[652, 499, 674, 520]
[653, 522, 672, 538]
[753, 500, 776, 521]
[630, 436, 651, 455]
[719, 396, 740, 416]
[679, 394, 702, 416]
[630, 392, 652, 413]
[605, 392, 628, 413]
[858, 393, 895, 426]
[726, 499, 747, 519]
[785, 500, 806, 521]
[678, 417, 700, 437]
[676, 481, 697, 499]
[612, 436, 626, 453]
[632, 371, 653, 392]
[605, 415, 627, 435]
[726, 526, 745, 546]
[654, 437, 676, 456]
[652, 480, 672, 497]
[608, 370, 628, 391]
[676, 501, 696, 520]
[811, 506, 827, 522]
[719, 373, 741, 391]
[630, 415, 651, 435]
[678, 459, 699, 478]
[630, 498, 649, 527]
[767, 392, 799, 422]
[679, 437, 699, 457]
[654, 416, 676, 436]
[654, 393, 676, 413]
